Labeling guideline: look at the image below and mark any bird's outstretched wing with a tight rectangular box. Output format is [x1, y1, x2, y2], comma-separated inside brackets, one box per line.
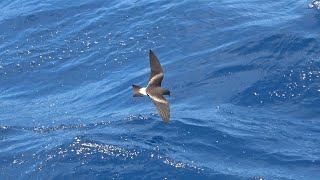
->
[148, 50, 163, 87]
[149, 93, 170, 123]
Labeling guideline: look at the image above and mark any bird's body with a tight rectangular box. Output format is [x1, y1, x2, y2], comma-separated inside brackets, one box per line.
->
[138, 87, 147, 96]
[132, 50, 170, 123]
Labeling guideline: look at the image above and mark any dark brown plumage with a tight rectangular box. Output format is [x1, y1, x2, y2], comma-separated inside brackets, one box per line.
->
[132, 50, 170, 123]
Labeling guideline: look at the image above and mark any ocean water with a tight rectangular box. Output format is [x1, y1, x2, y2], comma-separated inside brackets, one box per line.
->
[0, 0, 319, 179]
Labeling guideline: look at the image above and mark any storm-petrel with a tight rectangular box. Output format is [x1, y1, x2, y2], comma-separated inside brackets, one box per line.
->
[132, 50, 170, 123]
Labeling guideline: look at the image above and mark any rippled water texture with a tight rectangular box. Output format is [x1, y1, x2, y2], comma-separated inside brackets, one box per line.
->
[0, 0, 320, 179]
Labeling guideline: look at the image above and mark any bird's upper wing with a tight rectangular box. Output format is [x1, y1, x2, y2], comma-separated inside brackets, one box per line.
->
[148, 50, 163, 87]
[149, 93, 170, 123]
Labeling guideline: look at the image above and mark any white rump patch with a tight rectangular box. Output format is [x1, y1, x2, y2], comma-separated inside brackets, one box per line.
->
[139, 87, 147, 96]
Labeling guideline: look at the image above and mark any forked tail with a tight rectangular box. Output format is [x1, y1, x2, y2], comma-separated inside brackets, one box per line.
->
[132, 85, 144, 97]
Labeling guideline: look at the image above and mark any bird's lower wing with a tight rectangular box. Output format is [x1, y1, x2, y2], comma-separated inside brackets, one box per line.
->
[149, 94, 170, 123]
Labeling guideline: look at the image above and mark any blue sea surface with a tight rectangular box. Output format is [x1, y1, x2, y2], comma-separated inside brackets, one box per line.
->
[0, 0, 320, 179]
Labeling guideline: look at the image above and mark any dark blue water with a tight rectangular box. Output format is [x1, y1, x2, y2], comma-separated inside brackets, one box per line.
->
[1, 0, 320, 179]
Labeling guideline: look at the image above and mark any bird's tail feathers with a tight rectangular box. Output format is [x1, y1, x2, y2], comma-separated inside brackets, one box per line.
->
[132, 85, 144, 97]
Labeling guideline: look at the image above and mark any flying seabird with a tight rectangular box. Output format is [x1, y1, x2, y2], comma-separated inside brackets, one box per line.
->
[132, 50, 171, 123]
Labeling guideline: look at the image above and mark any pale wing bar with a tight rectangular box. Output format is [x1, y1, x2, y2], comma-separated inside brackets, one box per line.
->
[149, 94, 170, 123]
[148, 50, 163, 86]
[147, 73, 163, 87]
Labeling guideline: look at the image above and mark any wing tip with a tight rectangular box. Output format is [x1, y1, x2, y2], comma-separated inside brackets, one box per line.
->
[149, 49, 155, 57]
[162, 118, 170, 123]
